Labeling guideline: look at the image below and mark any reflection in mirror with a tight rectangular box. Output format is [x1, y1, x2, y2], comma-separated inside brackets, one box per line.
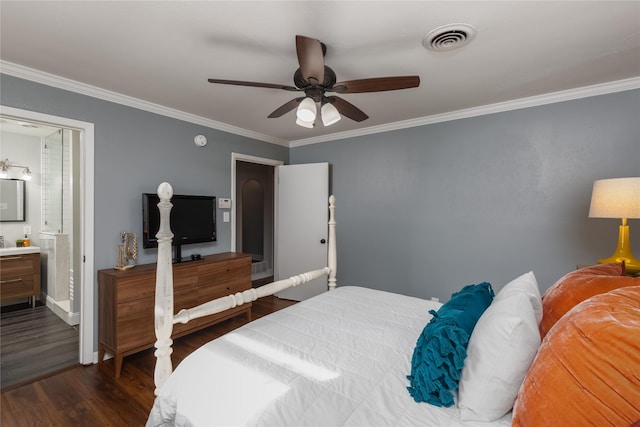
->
[0, 179, 26, 222]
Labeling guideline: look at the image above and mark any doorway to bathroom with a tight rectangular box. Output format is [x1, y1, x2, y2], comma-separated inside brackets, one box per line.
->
[0, 119, 78, 389]
[0, 120, 79, 320]
[0, 109, 94, 389]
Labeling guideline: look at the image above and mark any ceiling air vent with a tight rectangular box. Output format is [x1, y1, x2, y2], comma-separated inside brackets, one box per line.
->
[423, 24, 476, 51]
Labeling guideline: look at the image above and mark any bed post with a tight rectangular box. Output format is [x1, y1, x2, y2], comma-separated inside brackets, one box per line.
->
[152, 192, 336, 393]
[153, 182, 175, 395]
[328, 195, 337, 291]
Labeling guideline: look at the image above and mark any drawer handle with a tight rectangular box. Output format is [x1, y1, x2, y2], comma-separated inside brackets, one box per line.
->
[1, 256, 23, 261]
[1, 278, 23, 284]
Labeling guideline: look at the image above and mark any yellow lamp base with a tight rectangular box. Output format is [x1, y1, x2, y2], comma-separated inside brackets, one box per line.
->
[597, 224, 640, 274]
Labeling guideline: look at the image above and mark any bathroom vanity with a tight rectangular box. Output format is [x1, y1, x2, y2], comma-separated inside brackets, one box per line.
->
[0, 247, 41, 307]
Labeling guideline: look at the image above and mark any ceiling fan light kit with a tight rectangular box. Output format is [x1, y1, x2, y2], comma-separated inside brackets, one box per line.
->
[294, 97, 342, 128]
[208, 35, 420, 129]
[296, 117, 315, 128]
[296, 97, 317, 122]
[321, 102, 341, 126]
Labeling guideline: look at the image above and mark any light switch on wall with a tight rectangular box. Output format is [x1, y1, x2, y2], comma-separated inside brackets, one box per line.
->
[223, 212, 230, 222]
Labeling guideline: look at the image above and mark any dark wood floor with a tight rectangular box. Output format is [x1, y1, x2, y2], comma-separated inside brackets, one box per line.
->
[0, 303, 79, 390]
[0, 296, 296, 426]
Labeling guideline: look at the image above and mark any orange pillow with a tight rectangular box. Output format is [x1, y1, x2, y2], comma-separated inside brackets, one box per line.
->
[539, 263, 637, 338]
[512, 286, 640, 427]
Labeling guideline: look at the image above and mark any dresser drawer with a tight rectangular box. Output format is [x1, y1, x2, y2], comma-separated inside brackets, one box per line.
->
[98, 252, 251, 377]
[197, 258, 249, 286]
[115, 272, 199, 303]
[116, 297, 156, 351]
[115, 275, 157, 302]
[197, 276, 248, 302]
[114, 287, 202, 352]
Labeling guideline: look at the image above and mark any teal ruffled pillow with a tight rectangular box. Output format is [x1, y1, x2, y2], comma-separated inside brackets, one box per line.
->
[407, 282, 494, 407]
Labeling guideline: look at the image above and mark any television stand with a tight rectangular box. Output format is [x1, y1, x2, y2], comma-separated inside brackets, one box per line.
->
[173, 245, 204, 263]
[98, 252, 252, 377]
[173, 244, 184, 263]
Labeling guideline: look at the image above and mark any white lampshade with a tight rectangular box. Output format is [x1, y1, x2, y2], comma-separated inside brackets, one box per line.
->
[296, 97, 316, 122]
[589, 177, 640, 219]
[296, 117, 315, 128]
[321, 102, 341, 126]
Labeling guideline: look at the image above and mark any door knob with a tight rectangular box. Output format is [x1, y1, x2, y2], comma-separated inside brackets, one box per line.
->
[320, 239, 326, 244]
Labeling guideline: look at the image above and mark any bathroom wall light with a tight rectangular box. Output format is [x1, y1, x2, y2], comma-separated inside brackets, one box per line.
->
[0, 159, 32, 181]
[22, 168, 32, 181]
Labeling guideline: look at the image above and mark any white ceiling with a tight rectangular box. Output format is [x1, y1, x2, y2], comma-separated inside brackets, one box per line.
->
[1, 1, 639, 145]
[0, 117, 60, 138]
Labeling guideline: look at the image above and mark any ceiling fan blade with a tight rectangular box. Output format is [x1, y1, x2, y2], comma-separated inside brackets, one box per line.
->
[296, 35, 325, 84]
[208, 78, 299, 91]
[268, 97, 305, 118]
[327, 96, 369, 122]
[332, 76, 420, 94]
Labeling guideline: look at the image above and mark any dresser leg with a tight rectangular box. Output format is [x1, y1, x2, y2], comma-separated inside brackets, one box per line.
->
[98, 344, 105, 364]
[115, 355, 123, 378]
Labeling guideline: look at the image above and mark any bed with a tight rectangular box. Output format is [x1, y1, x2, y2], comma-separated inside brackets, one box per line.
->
[146, 182, 640, 427]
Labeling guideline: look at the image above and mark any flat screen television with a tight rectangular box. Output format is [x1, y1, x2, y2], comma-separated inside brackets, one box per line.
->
[142, 193, 216, 262]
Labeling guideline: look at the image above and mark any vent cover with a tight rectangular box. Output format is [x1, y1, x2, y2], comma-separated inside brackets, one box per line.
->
[423, 24, 476, 51]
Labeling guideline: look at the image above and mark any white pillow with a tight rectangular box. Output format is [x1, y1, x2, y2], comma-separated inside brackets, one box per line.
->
[457, 292, 541, 421]
[493, 271, 542, 324]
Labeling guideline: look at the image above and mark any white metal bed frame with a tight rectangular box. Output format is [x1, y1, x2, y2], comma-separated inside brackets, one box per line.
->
[152, 182, 337, 394]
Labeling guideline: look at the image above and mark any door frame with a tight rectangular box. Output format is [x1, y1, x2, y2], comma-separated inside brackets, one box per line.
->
[230, 153, 283, 266]
[0, 105, 95, 365]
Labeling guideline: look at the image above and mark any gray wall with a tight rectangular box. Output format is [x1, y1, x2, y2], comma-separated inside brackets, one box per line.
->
[1, 73, 289, 349]
[1, 74, 288, 269]
[291, 90, 640, 301]
[2, 72, 639, 344]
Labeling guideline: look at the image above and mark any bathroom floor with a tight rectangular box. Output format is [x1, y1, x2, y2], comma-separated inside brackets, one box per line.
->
[0, 303, 79, 390]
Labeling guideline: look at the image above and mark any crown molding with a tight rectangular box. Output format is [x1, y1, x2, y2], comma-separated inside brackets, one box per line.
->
[289, 76, 640, 147]
[0, 61, 288, 147]
[2, 60, 638, 149]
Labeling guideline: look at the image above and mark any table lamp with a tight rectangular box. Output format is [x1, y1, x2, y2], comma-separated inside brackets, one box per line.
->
[588, 177, 640, 274]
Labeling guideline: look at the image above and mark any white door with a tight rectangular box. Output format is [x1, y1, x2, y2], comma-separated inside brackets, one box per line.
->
[275, 163, 329, 301]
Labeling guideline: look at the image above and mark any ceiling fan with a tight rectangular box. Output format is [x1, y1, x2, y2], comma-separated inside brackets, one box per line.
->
[208, 35, 420, 127]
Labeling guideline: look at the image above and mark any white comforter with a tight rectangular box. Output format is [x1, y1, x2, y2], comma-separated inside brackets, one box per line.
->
[147, 286, 512, 427]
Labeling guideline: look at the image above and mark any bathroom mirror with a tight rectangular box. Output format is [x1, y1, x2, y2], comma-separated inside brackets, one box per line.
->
[0, 179, 26, 222]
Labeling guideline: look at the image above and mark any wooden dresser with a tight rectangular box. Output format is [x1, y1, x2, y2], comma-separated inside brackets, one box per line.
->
[98, 252, 252, 377]
[0, 252, 41, 307]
